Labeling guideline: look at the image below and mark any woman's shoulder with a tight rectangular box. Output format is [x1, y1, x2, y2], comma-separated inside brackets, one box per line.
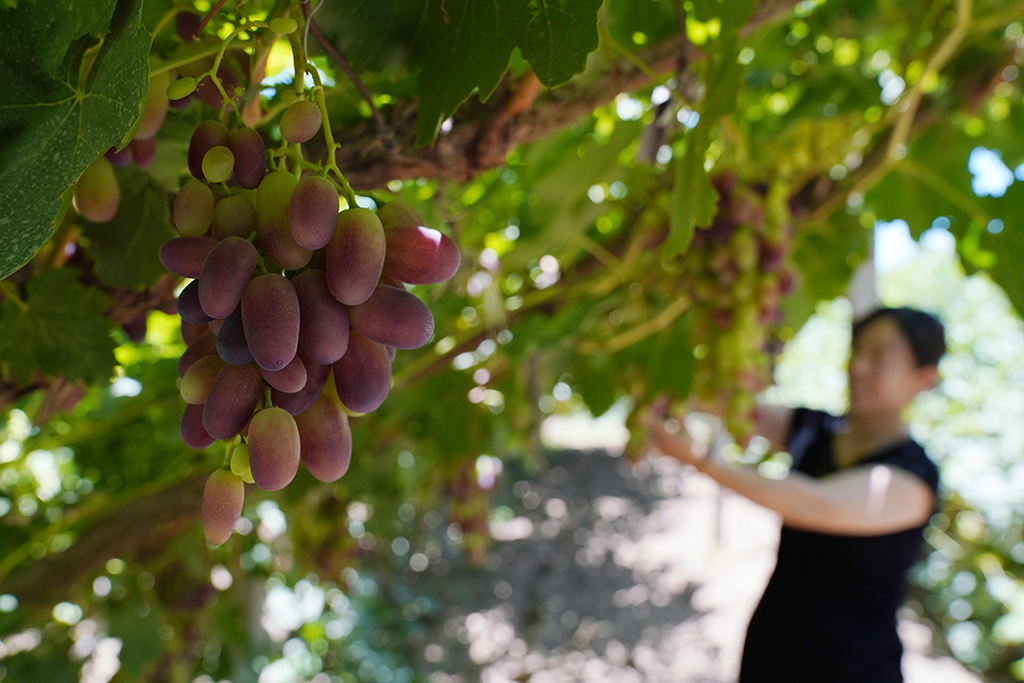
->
[785, 407, 845, 474]
[875, 438, 940, 495]
[786, 407, 844, 446]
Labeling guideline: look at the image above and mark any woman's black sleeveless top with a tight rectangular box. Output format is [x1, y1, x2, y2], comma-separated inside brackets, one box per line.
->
[738, 408, 939, 683]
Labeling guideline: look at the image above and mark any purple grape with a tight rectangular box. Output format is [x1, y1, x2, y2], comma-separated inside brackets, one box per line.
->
[295, 395, 352, 482]
[256, 171, 312, 270]
[177, 280, 214, 324]
[292, 269, 349, 364]
[229, 127, 267, 190]
[376, 199, 424, 228]
[130, 137, 157, 169]
[288, 176, 338, 250]
[188, 120, 230, 180]
[122, 315, 147, 342]
[105, 145, 133, 167]
[181, 320, 208, 346]
[349, 285, 434, 349]
[270, 351, 330, 415]
[181, 402, 215, 449]
[216, 305, 254, 365]
[241, 274, 300, 371]
[159, 236, 218, 278]
[203, 469, 244, 545]
[333, 331, 391, 414]
[259, 354, 307, 393]
[198, 236, 258, 319]
[248, 407, 301, 490]
[326, 208, 385, 305]
[178, 330, 217, 377]
[203, 363, 264, 440]
[176, 10, 202, 42]
[382, 225, 460, 285]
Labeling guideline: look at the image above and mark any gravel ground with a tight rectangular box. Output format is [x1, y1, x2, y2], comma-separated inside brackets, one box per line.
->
[407, 447, 983, 683]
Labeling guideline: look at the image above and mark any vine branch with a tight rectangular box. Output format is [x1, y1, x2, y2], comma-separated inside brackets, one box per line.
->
[301, 0, 386, 131]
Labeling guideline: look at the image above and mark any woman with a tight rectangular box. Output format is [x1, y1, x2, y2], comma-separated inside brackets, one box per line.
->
[646, 306, 945, 683]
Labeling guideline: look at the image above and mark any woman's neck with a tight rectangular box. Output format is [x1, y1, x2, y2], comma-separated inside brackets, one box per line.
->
[843, 411, 909, 443]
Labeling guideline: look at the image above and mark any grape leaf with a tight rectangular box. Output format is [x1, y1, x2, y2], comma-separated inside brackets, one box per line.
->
[317, 0, 602, 147]
[0, 269, 117, 384]
[81, 166, 175, 289]
[663, 1, 755, 256]
[0, 0, 150, 280]
[414, 0, 602, 145]
[645, 313, 694, 397]
[13, 0, 118, 77]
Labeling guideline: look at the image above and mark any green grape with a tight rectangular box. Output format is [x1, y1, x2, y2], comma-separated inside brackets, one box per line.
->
[135, 71, 170, 140]
[279, 100, 322, 144]
[203, 470, 244, 545]
[269, 17, 298, 34]
[173, 181, 215, 236]
[202, 146, 235, 184]
[180, 354, 226, 404]
[230, 443, 255, 484]
[280, 89, 299, 106]
[73, 158, 120, 223]
[167, 76, 198, 100]
[248, 407, 301, 490]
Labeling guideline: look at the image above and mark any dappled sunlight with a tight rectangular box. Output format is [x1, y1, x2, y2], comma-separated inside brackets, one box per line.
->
[401, 449, 781, 682]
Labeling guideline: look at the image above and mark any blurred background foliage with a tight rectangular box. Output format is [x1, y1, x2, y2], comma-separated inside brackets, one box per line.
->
[2, 0, 1024, 680]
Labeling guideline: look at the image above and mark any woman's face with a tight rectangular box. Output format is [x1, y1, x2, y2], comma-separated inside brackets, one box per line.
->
[848, 316, 936, 418]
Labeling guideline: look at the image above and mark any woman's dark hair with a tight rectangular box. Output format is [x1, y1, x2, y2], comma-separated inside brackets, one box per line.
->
[852, 307, 946, 368]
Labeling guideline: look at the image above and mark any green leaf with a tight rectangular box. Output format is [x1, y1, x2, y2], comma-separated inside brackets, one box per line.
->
[645, 313, 694, 397]
[108, 598, 165, 677]
[604, 0, 678, 48]
[662, 3, 753, 256]
[572, 352, 617, 416]
[0, 269, 117, 384]
[8, 0, 117, 77]
[81, 166, 175, 289]
[413, 0, 603, 145]
[316, 0, 602, 147]
[666, 124, 718, 255]
[0, 0, 150, 279]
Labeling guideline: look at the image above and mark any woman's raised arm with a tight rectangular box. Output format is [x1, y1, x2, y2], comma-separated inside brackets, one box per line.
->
[646, 417, 934, 536]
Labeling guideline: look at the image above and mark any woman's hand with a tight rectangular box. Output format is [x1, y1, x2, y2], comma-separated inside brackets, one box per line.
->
[643, 412, 707, 468]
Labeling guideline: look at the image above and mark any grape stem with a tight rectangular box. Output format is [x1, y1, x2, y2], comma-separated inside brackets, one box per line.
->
[149, 7, 180, 43]
[194, 0, 230, 40]
[308, 74, 357, 207]
[222, 436, 239, 470]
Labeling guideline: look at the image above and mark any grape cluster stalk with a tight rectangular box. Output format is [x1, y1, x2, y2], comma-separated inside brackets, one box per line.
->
[146, 17, 460, 545]
[682, 181, 794, 446]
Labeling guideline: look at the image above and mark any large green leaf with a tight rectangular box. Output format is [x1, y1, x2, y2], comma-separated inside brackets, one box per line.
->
[0, 269, 117, 384]
[645, 313, 694, 397]
[663, 0, 755, 256]
[317, 0, 603, 146]
[6, 0, 117, 77]
[0, 0, 150, 279]
[81, 166, 175, 289]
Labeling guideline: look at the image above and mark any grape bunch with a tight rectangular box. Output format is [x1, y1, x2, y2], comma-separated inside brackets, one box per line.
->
[682, 181, 794, 446]
[104, 70, 171, 172]
[159, 102, 461, 546]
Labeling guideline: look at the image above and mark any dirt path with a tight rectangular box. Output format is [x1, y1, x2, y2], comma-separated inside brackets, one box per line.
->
[406, 449, 982, 683]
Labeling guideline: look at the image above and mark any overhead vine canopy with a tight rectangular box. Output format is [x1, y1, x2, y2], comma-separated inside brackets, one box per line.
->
[0, 0, 1023, 679]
